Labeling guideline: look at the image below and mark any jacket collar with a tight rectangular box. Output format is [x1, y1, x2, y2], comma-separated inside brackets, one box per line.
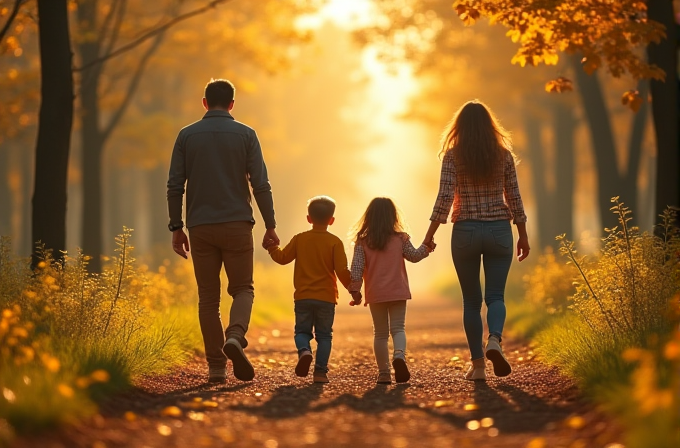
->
[202, 110, 234, 120]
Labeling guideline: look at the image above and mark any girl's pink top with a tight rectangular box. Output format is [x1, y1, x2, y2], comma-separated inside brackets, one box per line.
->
[349, 233, 429, 304]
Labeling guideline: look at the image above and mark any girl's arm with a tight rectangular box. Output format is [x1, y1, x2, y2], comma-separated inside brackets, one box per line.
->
[348, 243, 365, 292]
[403, 235, 430, 263]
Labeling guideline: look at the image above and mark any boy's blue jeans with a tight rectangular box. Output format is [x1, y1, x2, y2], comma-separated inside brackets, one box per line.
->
[294, 299, 335, 373]
[451, 220, 513, 360]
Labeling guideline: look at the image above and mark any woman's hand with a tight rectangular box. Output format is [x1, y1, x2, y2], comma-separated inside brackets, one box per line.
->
[517, 236, 530, 261]
[349, 291, 363, 306]
[423, 221, 441, 252]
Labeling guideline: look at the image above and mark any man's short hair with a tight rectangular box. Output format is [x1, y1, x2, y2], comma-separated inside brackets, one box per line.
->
[204, 79, 235, 108]
[307, 196, 336, 224]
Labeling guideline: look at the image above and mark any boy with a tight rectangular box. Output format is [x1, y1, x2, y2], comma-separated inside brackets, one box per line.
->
[264, 196, 355, 383]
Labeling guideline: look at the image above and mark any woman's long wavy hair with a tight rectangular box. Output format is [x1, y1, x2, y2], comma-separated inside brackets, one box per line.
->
[439, 100, 516, 182]
[350, 197, 407, 251]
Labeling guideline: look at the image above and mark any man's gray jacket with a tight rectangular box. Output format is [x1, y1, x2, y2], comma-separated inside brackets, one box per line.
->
[167, 110, 276, 229]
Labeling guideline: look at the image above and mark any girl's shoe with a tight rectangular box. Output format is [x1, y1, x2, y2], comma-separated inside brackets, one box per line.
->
[485, 335, 512, 377]
[392, 357, 411, 383]
[295, 349, 313, 377]
[376, 372, 392, 384]
[464, 358, 486, 381]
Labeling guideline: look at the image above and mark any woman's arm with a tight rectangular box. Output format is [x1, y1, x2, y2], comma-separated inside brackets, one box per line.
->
[422, 220, 441, 250]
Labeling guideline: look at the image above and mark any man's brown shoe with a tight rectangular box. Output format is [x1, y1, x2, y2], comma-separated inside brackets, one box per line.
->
[313, 371, 329, 383]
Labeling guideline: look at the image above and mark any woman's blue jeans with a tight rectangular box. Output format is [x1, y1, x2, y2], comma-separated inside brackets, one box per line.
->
[451, 220, 513, 360]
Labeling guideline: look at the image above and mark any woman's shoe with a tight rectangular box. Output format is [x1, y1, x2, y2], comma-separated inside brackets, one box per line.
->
[376, 372, 392, 384]
[464, 358, 486, 381]
[485, 335, 512, 377]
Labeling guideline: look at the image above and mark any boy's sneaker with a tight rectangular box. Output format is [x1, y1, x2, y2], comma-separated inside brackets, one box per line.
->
[485, 335, 511, 377]
[295, 349, 313, 377]
[376, 372, 392, 384]
[223, 337, 255, 381]
[208, 367, 227, 383]
[313, 371, 329, 383]
[464, 358, 486, 381]
[392, 356, 411, 383]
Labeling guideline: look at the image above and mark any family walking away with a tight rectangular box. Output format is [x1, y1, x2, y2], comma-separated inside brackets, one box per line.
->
[166, 79, 530, 386]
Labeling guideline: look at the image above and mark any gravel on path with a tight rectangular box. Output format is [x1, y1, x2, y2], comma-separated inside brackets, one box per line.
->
[13, 297, 623, 448]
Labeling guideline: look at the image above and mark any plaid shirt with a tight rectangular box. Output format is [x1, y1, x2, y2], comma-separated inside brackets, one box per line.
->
[430, 149, 527, 224]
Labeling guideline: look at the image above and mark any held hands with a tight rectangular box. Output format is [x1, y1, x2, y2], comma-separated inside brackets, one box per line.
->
[349, 290, 364, 307]
[517, 236, 530, 262]
[422, 236, 437, 252]
[172, 229, 190, 259]
[262, 228, 280, 250]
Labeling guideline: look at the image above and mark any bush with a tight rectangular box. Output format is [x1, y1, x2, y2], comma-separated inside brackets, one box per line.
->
[0, 229, 292, 436]
[533, 200, 680, 448]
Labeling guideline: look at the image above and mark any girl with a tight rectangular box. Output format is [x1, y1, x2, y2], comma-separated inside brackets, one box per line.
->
[349, 197, 431, 384]
[422, 100, 530, 381]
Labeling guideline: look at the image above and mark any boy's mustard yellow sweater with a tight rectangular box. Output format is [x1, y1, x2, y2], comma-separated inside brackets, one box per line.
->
[267, 229, 351, 304]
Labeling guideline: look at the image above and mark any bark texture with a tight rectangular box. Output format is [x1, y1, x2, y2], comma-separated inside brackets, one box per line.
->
[31, 0, 74, 267]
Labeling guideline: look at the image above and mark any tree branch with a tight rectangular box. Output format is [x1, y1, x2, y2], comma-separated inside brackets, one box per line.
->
[0, 0, 24, 44]
[74, 0, 233, 72]
[101, 31, 165, 142]
[101, 0, 127, 60]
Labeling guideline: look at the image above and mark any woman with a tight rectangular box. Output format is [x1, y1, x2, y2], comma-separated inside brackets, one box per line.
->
[423, 100, 530, 381]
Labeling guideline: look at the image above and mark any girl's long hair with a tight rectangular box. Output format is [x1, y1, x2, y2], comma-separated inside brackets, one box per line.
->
[439, 100, 516, 182]
[350, 197, 407, 251]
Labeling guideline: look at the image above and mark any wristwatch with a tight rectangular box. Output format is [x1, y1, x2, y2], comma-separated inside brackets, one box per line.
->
[168, 222, 184, 232]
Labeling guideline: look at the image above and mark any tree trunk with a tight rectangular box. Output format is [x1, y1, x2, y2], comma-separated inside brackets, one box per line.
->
[523, 111, 554, 250]
[647, 0, 680, 221]
[622, 80, 650, 218]
[31, 0, 74, 267]
[552, 100, 575, 240]
[20, 145, 32, 256]
[571, 56, 624, 230]
[0, 144, 11, 237]
[78, 0, 105, 272]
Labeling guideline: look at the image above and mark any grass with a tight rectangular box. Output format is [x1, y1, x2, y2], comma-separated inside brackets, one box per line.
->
[528, 201, 680, 448]
[0, 230, 293, 438]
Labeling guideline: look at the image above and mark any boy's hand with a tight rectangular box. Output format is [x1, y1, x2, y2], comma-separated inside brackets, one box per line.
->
[262, 239, 278, 250]
[262, 228, 280, 249]
[349, 290, 363, 306]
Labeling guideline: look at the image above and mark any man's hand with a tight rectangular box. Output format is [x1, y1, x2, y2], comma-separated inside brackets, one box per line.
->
[517, 236, 530, 262]
[172, 229, 190, 259]
[262, 228, 280, 249]
[349, 290, 363, 307]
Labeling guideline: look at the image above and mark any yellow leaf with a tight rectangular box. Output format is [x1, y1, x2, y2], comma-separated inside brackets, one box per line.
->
[124, 411, 137, 422]
[526, 438, 546, 448]
[566, 415, 586, 429]
[160, 406, 183, 417]
[90, 370, 110, 383]
[57, 384, 74, 398]
[463, 403, 479, 411]
[434, 400, 455, 408]
[41, 354, 61, 372]
[581, 55, 601, 75]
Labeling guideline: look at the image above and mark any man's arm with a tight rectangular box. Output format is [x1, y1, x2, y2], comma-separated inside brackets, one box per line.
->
[167, 131, 186, 228]
[246, 129, 276, 230]
[267, 235, 297, 265]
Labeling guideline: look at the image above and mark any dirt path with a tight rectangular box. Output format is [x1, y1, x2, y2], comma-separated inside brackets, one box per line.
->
[13, 298, 622, 448]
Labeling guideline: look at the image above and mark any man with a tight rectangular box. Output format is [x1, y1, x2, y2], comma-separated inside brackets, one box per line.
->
[167, 79, 279, 383]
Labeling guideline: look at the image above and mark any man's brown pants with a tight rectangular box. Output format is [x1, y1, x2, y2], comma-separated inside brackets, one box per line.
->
[189, 221, 254, 369]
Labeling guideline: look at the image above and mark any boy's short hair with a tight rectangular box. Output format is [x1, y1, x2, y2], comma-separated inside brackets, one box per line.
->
[307, 196, 336, 224]
[204, 79, 235, 108]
